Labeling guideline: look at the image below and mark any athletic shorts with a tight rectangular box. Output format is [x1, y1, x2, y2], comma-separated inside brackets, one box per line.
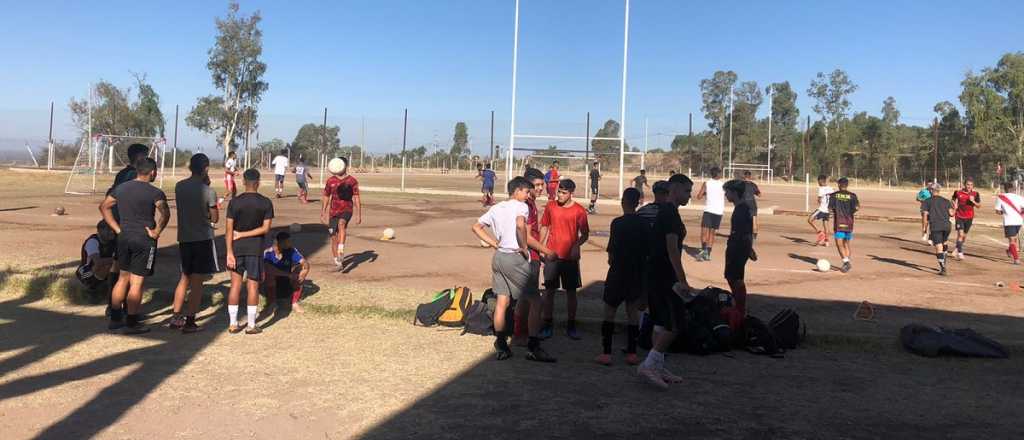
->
[179, 240, 220, 275]
[1005, 225, 1021, 238]
[328, 212, 353, 234]
[929, 229, 950, 245]
[297, 180, 308, 191]
[491, 251, 539, 301]
[955, 218, 973, 233]
[725, 237, 752, 281]
[275, 174, 285, 184]
[117, 234, 157, 277]
[834, 231, 853, 241]
[590, 184, 599, 195]
[701, 212, 723, 229]
[543, 259, 582, 290]
[482, 185, 494, 194]
[232, 254, 262, 281]
[224, 176, 236, 192]
[647, 279, 686, 333]
[603, 265, 644, 308]
[813, 210, 830, 221]
[920, 201, 928, 213]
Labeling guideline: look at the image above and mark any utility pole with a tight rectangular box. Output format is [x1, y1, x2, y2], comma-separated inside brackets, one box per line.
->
[47, 101, 54, 170]
[642, 117, 648, 170]
[402, 108, 408, 155]
[490, 110, 495, 165]
[803, 115, 810, 178]
[360, 115, 365, 169]
[727, 86, 734, 177]
[172, 104, 179, 177]
[767, 85, 773, 183]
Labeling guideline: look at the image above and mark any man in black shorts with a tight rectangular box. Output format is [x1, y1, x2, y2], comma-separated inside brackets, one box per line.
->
[723, 180, 753, 316]
[226, 169, 274, 334]
[920, 184, 955, 275]
[588, 161, 601, 214]
[742, 170, 762, 260]
[638, 173, 694, 389]
[170, 154, 220, 333]
[99, 158, 169, 334]
[596, 187, 648, 366]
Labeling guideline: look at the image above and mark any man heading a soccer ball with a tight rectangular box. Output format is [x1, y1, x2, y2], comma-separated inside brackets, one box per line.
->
[321, 157, 362, 271]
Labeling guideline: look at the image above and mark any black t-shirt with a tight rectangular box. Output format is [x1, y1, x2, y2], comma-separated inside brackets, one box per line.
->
[729, 202, 754, 240]
[112, 180, 166, 238]
[608, 213, 649, 270]
[650, 202, 685, 282]
[743, 181, 760, 210]
[590, 169, 600, 186]
[636, 202, 660, 227]
[227, 192, 275, 256]
[107, 165, 138, 196]
[828, 190, 859, 232]
[922, 196, 953, 231]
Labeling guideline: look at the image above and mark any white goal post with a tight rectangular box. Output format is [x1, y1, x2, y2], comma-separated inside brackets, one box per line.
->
[64, 134, 167, 195]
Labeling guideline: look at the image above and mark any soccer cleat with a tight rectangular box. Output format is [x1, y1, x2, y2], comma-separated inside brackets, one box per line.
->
[637, 365, 669, 390]
[122, 323, 150, 335]
[525, 347, 557, 363]
[957, 252, 964, 261]
[245, 326, 263, 335]
[168, 315, 186, 330]
[594, 353, 613, 366]
[624, 353, 640, 365]
[660, 367, 684, 384]
[840, 262, 852, 273]
[939, 265, 948, 276]
[494, 341, 513, 361]
[566, 327, 581, 340]
[108, 319, 125, 331]
[181, 321, 202, 334]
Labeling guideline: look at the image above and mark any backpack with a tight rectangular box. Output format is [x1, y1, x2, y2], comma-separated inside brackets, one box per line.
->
[744, 316, 784, 357]
[461, 288, 515, 336]
[680, 288, 733, 354]
[769, 308, 805, 350]
[414, 288, 456, 327]
[437, 286, 472, 327]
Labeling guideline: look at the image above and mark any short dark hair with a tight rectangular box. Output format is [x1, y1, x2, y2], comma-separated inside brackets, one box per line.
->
[507, 176, 532, 195]
[485, 163, 491, 169]
[723, 179, 746, 198]
[818, 174, 827, 182]
[189, 153, 210, 174]
[710, 167, 721, 178]
[622, 187, 641, 208]
[127, 144, 149, 162]
[964, 177, 974, 184]
[96, 220, 116, 243]
[243, 168, 260, 182]
[1004, 181, 1014, 192]
[640, 169, 646, 174]
[280, 149, 288, 156]
[652, 180, 669, 194]
[228, 151, 236, 158]
[743, 170, 752, 177]
[524, 168, 545, 182]
[136, 157, 157, 175]
[837, 177, 849, 186]
[558, 179, 576, 192]
[668, 173, 692, 188]
[275, 231, 291, 242]
[339, 156, 350, 167]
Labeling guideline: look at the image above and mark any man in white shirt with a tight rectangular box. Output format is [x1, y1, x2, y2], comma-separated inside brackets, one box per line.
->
[995, 181, 1024, 265]
[271, 149, 289, 198]
[224, 151, 238, 199]
[807, 174, 834, 246]
[694, 167, 725, 262]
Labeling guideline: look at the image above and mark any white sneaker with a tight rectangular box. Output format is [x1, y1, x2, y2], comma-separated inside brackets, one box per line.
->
[637, 365, 669, 390]
[957, 252, 965, 261]
[660, 367, 684, 384]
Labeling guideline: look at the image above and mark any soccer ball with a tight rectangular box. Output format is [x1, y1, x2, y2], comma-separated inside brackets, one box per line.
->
[289, 223, 302, 233]
[328, 157, 347, 175]
[816, 259, 831, 272]
[381, 227, 395, 240]
[54, 206, 66, 216]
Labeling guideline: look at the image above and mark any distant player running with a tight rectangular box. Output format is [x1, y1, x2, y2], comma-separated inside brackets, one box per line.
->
[224, 151, 238, 199]
[807, 174, 833, 246]
[995, 181, 1024, 265]
[951, 178, 981, 260]
[920, 184, 954, 275]
[828, 177, 859, 273]
[477, 163, 497, 206]
[588, 161, 601, 214]
[295, 157, 312, 204]
[322, 157, 362, 270]
[633, 170, 650, 205]
[271, 149, 289, 198]
[917, 184, 934, 242]
[695, 166, 725, 261]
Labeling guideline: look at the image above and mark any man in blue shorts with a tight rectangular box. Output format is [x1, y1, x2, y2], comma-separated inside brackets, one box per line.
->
[477, 162, 497, 206]
[828, 177, 859, 273]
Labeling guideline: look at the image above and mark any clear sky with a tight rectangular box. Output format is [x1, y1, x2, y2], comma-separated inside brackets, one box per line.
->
[1, 0, 1022, 155]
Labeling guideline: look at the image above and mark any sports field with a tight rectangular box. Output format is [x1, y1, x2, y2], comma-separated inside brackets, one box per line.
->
[1, 169, 1023, 439]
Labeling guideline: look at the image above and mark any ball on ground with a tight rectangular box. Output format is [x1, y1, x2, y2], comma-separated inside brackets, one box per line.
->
[289, 223, 302, 233]
[328, 157, 347, 175]
[816, 259, 831, 272]
[381, 227, 395, 240]
[54, 206, 66, 216]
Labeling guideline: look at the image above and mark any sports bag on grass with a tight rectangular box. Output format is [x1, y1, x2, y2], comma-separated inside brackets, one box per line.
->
[900, 324, 1009, 358]
[437, 286, 472, 327]
[769, 308, 806, 350]
[414, 288, 455, 327]
[462, 288, 515, 336]
[745, 316, 784, 357]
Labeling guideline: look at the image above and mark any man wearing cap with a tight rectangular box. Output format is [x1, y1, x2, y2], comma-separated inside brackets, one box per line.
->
[828, 177, 859, 273]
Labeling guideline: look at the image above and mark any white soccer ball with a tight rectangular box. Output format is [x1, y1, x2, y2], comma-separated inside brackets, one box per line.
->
[382, 227, 395, 240]
[328, 157, 347, 175]
[816, 259, 831, 272]
[289, 223, 302, 233]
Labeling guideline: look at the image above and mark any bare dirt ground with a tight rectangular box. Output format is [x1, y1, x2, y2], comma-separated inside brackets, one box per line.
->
[1, 169, 1022, 439]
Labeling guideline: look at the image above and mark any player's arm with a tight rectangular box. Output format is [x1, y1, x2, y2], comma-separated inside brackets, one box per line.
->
[321, 191, 332, 224]
[225, 218, 236, 269]
[353, 194, 362, 225]
[571, 215, 590, 260]
[696, 182, 707, 200]
[148, 199, 170, 240]
[208, 203, 220, 225]
[234, 219, 272, 240]
[666, 232, 690, 292]
[471, 222, 498, 248]
[297, 257, 310, 283]
[99, 195, 121, 234]
[515, 215, 529, 258]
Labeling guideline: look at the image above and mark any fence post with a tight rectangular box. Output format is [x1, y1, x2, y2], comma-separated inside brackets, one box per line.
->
[805, 173, 810, 212]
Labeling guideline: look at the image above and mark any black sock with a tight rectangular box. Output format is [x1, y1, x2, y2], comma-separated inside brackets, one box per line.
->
[185, 315, 197, 325]
[528, 336, 541, 351]
[544, 318, 553, 327]
[956, 241, 963, 253]
[126, 314, 139, 327]
[495, 332, 510, 350]
[601, 321, 614, 354]
[110, 308, 124, 322]
[937, 253, 946, 264]
[707, 246, 712, 255]
[627, 324, 639, 354]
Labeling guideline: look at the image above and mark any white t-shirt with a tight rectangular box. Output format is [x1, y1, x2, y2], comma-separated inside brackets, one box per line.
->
[225, 158, 237, 174]
[477, 200, 529, 253]
[995, 193, 1024, 226]
[817, 186, 834, 213]
[703, 179, 725, 215]
[272, 155, 289, 176]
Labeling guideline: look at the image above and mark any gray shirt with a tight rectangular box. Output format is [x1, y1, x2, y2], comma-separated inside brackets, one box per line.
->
[175, 176, 217, 243]
[113, 180, 167, 239]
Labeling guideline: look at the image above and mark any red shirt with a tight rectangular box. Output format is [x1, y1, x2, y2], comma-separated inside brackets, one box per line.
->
[526, 198, 541, 261]
[547, 169, 560, 188]
[323, 175, 360, 217]
[953, 189, 980, 220]
[541, 201, 589, 260]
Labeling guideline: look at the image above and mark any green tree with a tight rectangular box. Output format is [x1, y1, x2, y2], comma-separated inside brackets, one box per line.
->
[187, 2, 269, 159]
[768, 82, 800, 177]
[881, 96, 900, 126]
[699, 71, 738, 162]
[450, 121, 469, 160]
[960, 52, 1024, 167]
[730, 80, 763, 163]
[807, 69, 859, 125]
[291, 123, 340, 160]
[590, 119, 630, 168]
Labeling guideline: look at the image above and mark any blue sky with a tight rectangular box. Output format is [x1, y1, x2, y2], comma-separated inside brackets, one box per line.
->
[1, 0, 1021, 155]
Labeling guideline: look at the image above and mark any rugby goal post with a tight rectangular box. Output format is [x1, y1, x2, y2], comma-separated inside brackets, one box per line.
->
[506, 0, 633, 199]
[64, 134, 167, 195]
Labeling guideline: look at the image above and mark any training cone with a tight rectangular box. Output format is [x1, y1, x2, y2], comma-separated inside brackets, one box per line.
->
[853, 301, 875, 321]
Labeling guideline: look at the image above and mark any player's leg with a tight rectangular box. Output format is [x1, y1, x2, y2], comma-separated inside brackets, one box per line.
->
[244, 274, 262, 334]
[933, 231, 948, 275]
[540, 261, 558, 338]
[564, 260, 581, 339]
[170, 272, 189, 328]
[123, 274, 148, 333]
[597, 301, 618, 365]
[336, 216, 350, 268]
[227, 270, 244, 332]
[184, 274, 205, 331]
[493, 294, 511, 358]
[289, 274, 304, 312]
[108, 269, 131, 329]
[623, 299, 640, 365]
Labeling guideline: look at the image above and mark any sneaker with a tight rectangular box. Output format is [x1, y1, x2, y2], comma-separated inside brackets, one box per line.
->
[525, 347, 557, 363]
[660, 367, 684, 384]
[637, 365, 669, 390]
[696, 250, 708, 262]
[168, 315, 186, 330]
[840, 262, 851, 273]
[957, 252, 964, 261]
[494, 340, 513, 361]
[122, 323, 150, 335]
[228, 324, 246, 334]
[245, 326, 263, 335]
[594, 353, 612, 366]
[108, 319, 125, 331]
[182, 321, 202, 334]
[539, 324, 553, 340]
[566, 327, 581, 340]
[624, 353, 640, 365]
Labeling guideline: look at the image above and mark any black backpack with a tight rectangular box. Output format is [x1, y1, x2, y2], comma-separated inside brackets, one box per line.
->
[769, 308, 806, 350]
[413, 289, 455, 327]
[680, 291, 732, 354]
[744, 316, 784, 357]
[461, 289, 515, 336]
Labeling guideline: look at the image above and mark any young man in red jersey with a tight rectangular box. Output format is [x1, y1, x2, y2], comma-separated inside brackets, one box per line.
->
[951, 178, 981, 261]
[321, 157, 362, 271]
[540, 179, 590, 340]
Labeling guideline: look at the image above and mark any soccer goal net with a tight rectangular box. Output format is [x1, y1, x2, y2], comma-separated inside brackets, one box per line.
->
[65, 134, 167, 195]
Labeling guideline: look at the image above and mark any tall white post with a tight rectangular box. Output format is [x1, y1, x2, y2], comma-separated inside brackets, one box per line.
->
[401, 156, 407, 191]
[641, 116, 647, 170]
[805, 173, 810, 212]
[727, 86, 734, 178]
[767, 85, 773, 184]
[507, 0, 520, 183]
[89, 84, 96, 193]
[618, 0, 630, 200]
[108, 141, 114, 173]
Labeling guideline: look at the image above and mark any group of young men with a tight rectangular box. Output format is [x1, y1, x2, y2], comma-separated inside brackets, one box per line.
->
[83, 144, 371, 334]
